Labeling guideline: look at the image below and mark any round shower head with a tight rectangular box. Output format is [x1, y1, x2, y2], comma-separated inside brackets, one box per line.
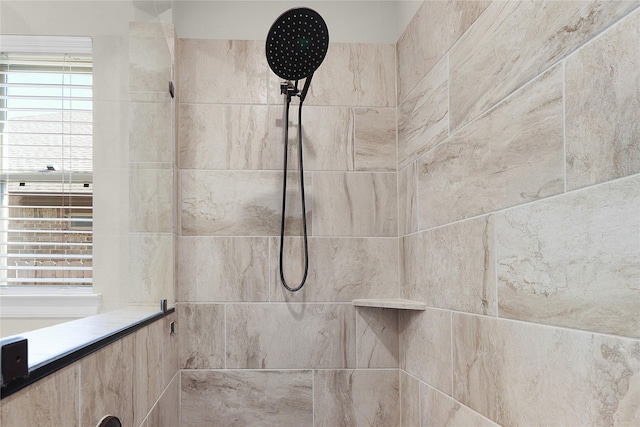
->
[266, 7, 329, 81]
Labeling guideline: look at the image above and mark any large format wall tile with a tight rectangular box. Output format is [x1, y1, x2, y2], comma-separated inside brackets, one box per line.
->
[179, 39, 267, 104]
[418, 65, 564, 229]
[356, 307, 399, 368]
[303, 43, 396, 107]
[397, 55, 448, 169]
[354, 108, 396, 172]
[226, 303, 355, 369]
[313, 172, 396, 236]
[450, 0, 640, 130]
[181, 170, 311, 236]
[566, 9, 640, 190]
[179, 104, 283, 171]
[496, 175, 640, 338]
[270, 237, 398, 302]
[402, 216, 496, 316]
[178, 236, 268, 302]
[129, 233, 173, 304]
[0, 366, 78, 427]
[178, 103, 227, 170]
[453, 314, 640, 426]
[129, 22, 173, 94]
[398, 162, 418, 236]
[181, 370, 313, 427]
[80, 335, 134, 427]
[293, 106, 354, 171]
[399, 308, 452, 395]
[396, 0, 490, 103]
[314, 370, 400, 427]
[400, 370, 420, 427]
[421, 383, 499, 427]
[146, 375, 180, 427]
[130, 167, 174, 233]
[134, 321, 163, 427]
[226, 105, 283, 171]
[130, 101, 172, 163]
[178, 303, 225, 369]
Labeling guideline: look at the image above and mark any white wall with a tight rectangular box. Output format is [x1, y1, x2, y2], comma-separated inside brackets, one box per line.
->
[173, 0, 422, 42]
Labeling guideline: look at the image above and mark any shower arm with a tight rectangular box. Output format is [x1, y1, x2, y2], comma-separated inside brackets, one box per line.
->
[279, 72, 314, 103]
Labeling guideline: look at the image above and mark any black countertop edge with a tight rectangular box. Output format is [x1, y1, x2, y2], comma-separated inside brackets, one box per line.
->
[1, 307, 175, 400]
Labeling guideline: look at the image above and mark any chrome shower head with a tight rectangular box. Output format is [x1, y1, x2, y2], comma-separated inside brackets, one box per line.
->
[265, 7, 329, 81]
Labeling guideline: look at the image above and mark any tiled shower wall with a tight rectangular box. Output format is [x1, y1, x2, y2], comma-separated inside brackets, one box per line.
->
[177, 40, 401, 425]
[397, 1, 640, 426]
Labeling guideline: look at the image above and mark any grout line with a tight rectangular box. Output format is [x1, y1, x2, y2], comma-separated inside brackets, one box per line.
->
[447, 52, 451, 138]
[312, 370, 316, 427]
[562, 60, 567, 194]
[494, 215, 499, 319]
[224, 304, 227, 370]
[450, 311, 454, 398]
[77, 364, 82, 426]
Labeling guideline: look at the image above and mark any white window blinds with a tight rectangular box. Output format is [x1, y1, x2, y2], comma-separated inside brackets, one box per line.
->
[0, 36, 93, 287]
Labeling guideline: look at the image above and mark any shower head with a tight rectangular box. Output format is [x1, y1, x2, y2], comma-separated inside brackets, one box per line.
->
[265, 7, 329, 82]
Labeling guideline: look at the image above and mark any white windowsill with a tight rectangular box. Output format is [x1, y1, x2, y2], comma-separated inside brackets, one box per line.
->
[0, 286, 101, 318]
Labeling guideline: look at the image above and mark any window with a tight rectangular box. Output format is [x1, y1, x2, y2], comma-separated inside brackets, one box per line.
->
[1, 36, 93, 291]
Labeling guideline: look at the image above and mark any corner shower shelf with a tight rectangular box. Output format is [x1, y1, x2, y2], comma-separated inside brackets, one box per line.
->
[351, 298, 426, 310]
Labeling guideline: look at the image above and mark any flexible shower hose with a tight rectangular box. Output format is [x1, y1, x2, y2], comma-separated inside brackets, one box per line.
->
[279, 97, 309, 292]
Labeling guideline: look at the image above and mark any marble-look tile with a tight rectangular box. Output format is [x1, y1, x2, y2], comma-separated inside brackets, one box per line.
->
[450, 0, 639, 130]
[182, 104, 280, 171]
[566, 9, 640, 190]
[269, 237, 398, 302]
[453, 313, 640, 426]
[129, 233, 173, 304]
[181, 370, 313, 427]
[354, 108, 396, 172]
[313, 172, 396, 237]
[398, 162, 418, 236]
[400, 308, 452, 395]
[129, 167, 174, 233]
[179, 39, 267, 104]
[129, 22, 173, 93]
[287, 43, 395, 107]
[314, 369, 399, 427]
[226, 105, 282, 170]
[178, 103, 226, 170]
[496, 175, 640, 338]
[418, 65, 564, 229]
[178, 236, 268, 302]
[356, 307, 399, 368]
[80, 335, 134, 427]
[396, 0, 490, 103]
[421, 383, 498, 427]
[130, 101, 172, 163]
[134, 321, 163, 426]
[402, 216, 496, 316]
[0, 365, 78, 427]
[400, 371, 420, 427]
[292, 106, 354, 171]
[146, 374, 180, 427]
[397, 56, 448, 170]
[226, 303, 355, 369]
[178, 303, 225, 369]
[180, 170, 311, 236]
